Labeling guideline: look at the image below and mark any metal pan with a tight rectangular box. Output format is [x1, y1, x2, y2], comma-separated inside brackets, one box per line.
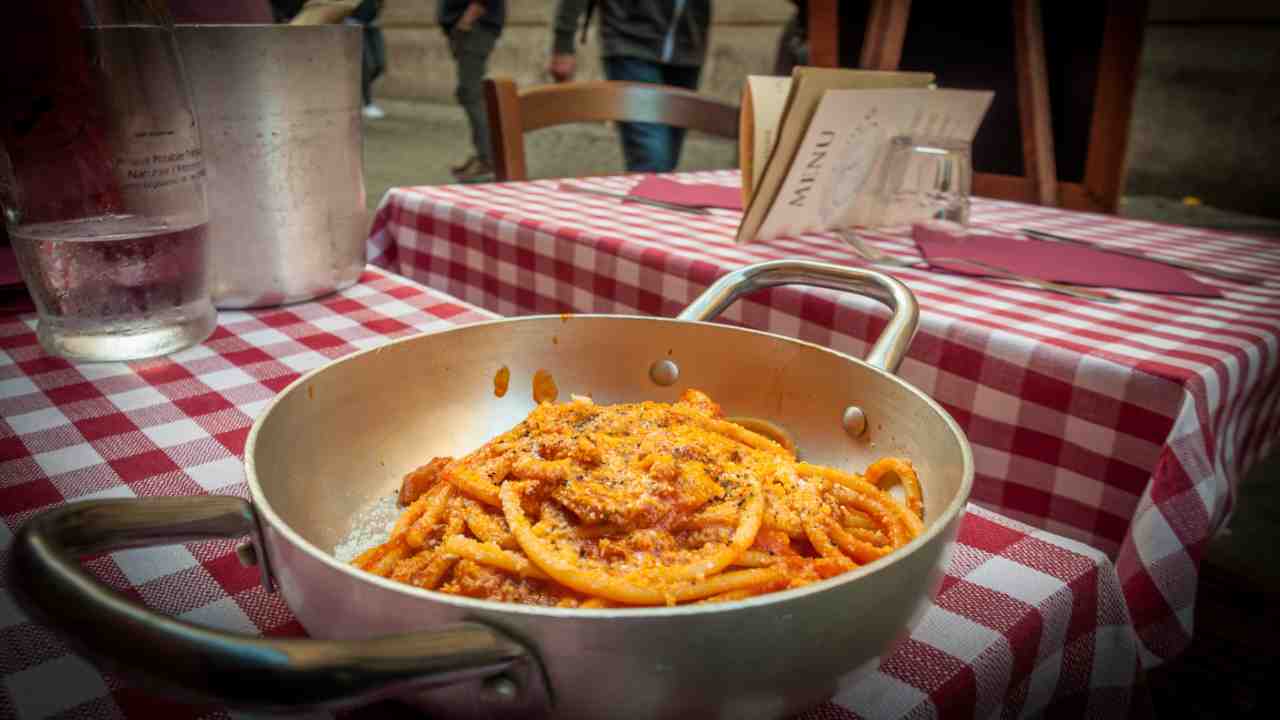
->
[12, 260, 974, 719]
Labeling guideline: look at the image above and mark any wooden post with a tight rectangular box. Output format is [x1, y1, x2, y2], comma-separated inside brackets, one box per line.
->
[1013, 0, 1059, 206]
[860, 0, 912, 71]
[808, 0, 840, 67]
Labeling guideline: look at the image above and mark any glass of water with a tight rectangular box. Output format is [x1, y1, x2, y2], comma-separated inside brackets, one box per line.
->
[0, 2, 214, 362]
[871, 135, 973, 227]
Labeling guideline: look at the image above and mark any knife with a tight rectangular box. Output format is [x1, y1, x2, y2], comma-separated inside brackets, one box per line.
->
[558, 183, 711, 216]
[1021, 228, 1268, 285]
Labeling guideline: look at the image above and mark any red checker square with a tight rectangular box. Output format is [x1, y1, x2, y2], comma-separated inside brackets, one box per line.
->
[48, 463, 125, 501]
[203, 550, 262, 596]
[429, 302, 467, 320]
[297, 332, 346, 351]
[44, 381, 104, 405]
[15, 355, 72, 377]
[0, 478, 63, 515]
[0, 330, 37, 350]
[384, 285, 420, 300]
[216, 427, 251, 454]
[174, 392, 235, 417]
[134, 359, 194, 385]
[91, 429, 159, 462]
[222, 346, 274, 367]
[363, 317, 412, 335]
[109, 449, 180, 484]
[74, 413, 139, 441]
[1003, 481, 1053, 519]
[129, 472, 208, 499]
[258, 309, 304, 328]
[260, 374, 300, 393]
[359, 269, 381, 284]
[0, 435, 29, 461]
[323, 297, 365, 314]
[956, 511, 1028, 555]
[112, 687, 215, 720]
[880, 637, 969, 695]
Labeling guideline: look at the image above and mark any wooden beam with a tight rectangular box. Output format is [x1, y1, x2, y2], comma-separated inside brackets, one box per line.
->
[1081, 1, 1148, 213]
[1012, 0, 1059, 207]
[974, 173, 1107, 213]
[860, 0, 912, 71]
[808, 0, 840, 68]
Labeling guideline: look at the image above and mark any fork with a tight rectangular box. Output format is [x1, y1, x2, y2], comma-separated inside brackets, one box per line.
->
[837, 230, 1119, 303]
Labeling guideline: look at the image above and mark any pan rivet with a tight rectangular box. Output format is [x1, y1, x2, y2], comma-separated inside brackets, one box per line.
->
[649, 359, 679, 386]
[235, 542, 258, 567]
[484, 674, 519, 700]
[842, 406, 868, 438]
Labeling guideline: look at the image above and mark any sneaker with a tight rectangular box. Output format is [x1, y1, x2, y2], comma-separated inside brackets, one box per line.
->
[361, 104, 386, 120]
[450, 156, 476, 174]
[452, 157, 494, 183]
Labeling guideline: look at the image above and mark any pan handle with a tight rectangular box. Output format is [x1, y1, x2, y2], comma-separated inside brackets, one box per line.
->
[9, 497, 548, 714]
[678, 260, 919, 373]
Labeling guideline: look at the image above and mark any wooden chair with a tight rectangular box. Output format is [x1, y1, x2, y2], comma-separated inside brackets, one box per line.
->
[483, 78, 739, 182]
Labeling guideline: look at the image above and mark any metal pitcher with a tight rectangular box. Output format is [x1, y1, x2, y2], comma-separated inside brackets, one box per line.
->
[177, 24, 366, 309]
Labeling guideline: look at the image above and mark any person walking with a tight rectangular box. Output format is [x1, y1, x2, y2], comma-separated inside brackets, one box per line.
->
[440, 0, 506, 183]
[549, 0, 711, 173]
[349, 0, 388, 119]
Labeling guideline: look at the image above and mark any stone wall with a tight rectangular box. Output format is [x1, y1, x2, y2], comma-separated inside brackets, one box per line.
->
[377, 0, 795, 105]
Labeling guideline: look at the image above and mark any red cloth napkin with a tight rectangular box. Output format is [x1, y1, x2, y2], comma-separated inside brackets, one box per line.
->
[628, 176, 745, 211]
[912, 224, 1222, 297]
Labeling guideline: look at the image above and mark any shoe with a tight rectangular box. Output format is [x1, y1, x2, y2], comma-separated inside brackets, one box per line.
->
[361, 104, 386, 120]
[450, 156, 475, 174]
[452, 156, 494, 183]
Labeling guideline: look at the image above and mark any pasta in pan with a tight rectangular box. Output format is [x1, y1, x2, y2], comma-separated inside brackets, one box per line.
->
[352, 389, 923, 607]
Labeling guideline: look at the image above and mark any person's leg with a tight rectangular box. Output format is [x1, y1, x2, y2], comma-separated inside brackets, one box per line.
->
[451, 26, 499, 167]
[660, 64, 703, 171]
[602, 56, 676, 172]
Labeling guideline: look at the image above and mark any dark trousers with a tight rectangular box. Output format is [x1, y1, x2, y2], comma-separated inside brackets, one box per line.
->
[448, 25, 499, 164]
[361, 24, 386, 106]
[602, 57, 702, 173]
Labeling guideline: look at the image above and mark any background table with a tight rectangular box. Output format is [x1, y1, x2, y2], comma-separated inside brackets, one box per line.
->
[368, 170, 1280, 665]
[0, 267, 1144, 718]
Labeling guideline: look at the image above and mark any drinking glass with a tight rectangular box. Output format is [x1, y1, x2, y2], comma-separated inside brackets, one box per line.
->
[0, 1, 214, 362]
[871, 135, 972, 227]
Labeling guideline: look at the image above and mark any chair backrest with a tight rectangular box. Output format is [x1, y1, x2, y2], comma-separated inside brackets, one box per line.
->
[483, 78, 739, 182]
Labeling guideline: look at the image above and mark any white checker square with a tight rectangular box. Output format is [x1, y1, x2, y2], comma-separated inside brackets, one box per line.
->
[180, 596, 258, 634]
[239, 327, 293, 347]
[113, 543, 197, 587]
[375, 299, 418, 319]
[1089, 626, 1137, 688]
[0, 591, 28, 630]
[308, 315, 359, 333]
[1062, 414, 1118, 458]
[239, 398, 274, 421]
[899, 356, 939, 396]
[1022, 650, 1062, 716]
[8, 406, 70, 434]
[971, 445, 1013, 485]
[1130, 507, 1181, 566]
[75, 362, 134, 381]
[6, 655, 109, 719]
[33, 443, 104, 477]
[615, 258, 641, 287]
[966, 555, 1060, 607]
[343, 283, 375, 299]
[200, 366, 257, 392]
[0, 375, 38, 398]
[172, 342, 218, 362]
[348, 335, 392, 352]
[108, 385, 169, 411]
[1050, 468, 1105, 509]
[142, 418, 209, 448]
[909, 606, 1002, 663]
[497, 258, 518, 286]
[78, 483, 137, 502]
[832, 672, 929, 720]
[187, 456, 246, 492]
[971, 384, 1021, 425]
[280, 350, 333, 372]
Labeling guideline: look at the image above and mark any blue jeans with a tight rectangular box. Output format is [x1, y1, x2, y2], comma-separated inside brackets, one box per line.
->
[602, 57, 703, 173]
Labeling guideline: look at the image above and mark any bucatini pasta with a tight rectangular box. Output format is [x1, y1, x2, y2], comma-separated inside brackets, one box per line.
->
[352, 389, 923, 607]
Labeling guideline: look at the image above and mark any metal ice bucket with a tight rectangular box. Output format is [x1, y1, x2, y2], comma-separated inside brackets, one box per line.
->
[177, 24, 367, 309]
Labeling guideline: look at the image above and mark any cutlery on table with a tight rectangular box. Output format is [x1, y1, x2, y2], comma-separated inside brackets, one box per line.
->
[557, 183, 711, 216]
[837, 230, 1120, 303]
[1021, 228, 1267, 285]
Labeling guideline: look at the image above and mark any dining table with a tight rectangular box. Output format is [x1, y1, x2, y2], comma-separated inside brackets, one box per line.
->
[0, 266, 1147, 718]
[367, 169, 1280, 667]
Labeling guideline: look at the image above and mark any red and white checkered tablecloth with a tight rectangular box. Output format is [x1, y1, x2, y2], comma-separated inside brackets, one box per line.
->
[368, 170, 1280, 665]
[0, 266, 1145, 718]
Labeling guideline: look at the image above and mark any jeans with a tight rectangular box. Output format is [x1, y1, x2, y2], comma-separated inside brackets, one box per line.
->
[602, 57, 703, 173]
[361, 24, 386, 107]
[449, 25, 500, 164]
